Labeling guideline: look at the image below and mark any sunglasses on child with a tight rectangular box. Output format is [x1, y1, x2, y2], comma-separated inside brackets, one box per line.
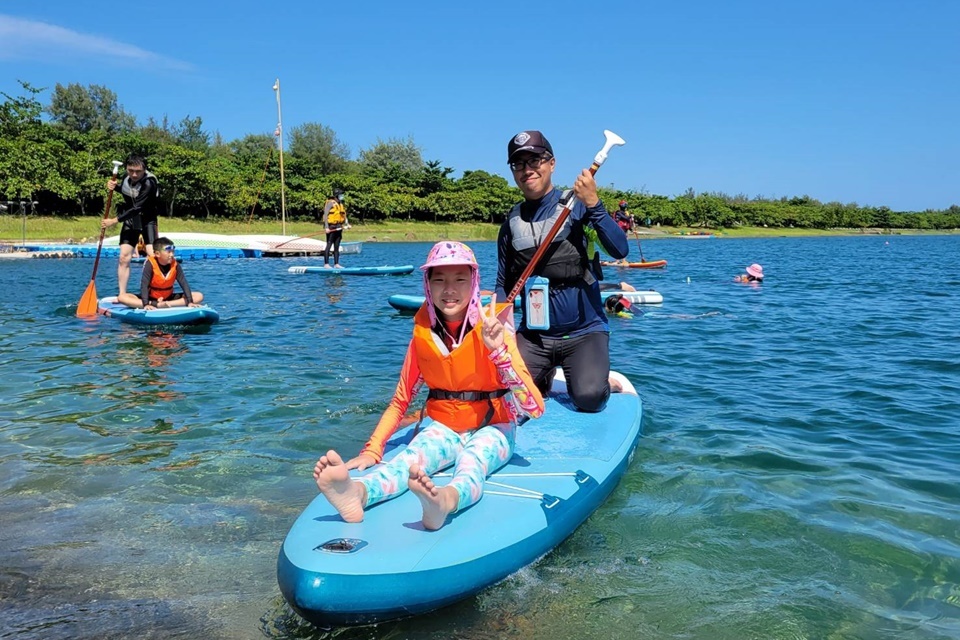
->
[162, 245, 176, 252]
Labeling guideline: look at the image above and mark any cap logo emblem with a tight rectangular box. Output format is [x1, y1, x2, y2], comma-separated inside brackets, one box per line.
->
[513, 132, 531, 145]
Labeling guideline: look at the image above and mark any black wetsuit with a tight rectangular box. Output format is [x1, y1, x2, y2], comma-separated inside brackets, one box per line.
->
[322, 198, 346, 265]
[117, 172, 161, 247]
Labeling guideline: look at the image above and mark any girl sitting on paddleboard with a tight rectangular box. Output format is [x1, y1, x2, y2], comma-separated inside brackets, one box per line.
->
[313, 241, 544, 531]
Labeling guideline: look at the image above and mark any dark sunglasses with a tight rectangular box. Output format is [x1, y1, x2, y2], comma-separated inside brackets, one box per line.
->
[509, 155, 552, 172]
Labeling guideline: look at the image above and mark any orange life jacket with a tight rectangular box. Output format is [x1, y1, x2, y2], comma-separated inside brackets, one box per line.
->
[147, 255, 177, 300]
[412, 304, 514, 432]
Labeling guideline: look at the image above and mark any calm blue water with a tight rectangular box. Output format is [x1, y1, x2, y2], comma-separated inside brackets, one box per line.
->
[2, 235, 959, 640]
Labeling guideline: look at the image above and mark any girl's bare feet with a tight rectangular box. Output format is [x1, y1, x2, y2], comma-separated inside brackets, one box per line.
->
[408, 465, 458, 531]
[313, 450, 366, 522]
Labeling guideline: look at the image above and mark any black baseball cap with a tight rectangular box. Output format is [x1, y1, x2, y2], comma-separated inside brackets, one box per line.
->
[507, 131, 553, 162]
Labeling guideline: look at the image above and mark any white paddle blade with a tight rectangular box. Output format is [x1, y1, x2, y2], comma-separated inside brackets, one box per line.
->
[595, 130, 626, 165]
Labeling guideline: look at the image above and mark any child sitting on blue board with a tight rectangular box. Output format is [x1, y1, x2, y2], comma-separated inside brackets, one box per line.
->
[117, 237, 204, 309]
[313, 241, 544, 530]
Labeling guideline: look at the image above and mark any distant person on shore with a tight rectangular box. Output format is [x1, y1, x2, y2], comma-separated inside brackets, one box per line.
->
[322, 189, 350, 268]
[734, 263, 764, 283]
[313, 241, 544, 531]
[101, 155, 161, 296]
[117, 238, 204, 309]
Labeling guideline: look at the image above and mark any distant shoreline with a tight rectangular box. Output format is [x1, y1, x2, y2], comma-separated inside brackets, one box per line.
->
[1, 216, 957, 245]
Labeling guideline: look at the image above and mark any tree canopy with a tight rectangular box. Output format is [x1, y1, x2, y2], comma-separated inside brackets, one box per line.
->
[46, 83, 136, 134]
[1, 81, 957, 230]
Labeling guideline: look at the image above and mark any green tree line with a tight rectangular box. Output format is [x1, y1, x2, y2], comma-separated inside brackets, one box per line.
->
[2, 81, 957, 230]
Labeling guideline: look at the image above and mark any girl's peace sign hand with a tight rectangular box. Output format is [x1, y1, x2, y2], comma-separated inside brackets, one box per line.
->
[479, 293, 505, 352]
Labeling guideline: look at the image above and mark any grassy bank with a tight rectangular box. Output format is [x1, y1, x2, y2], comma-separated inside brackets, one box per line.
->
[1, 215, 955, 244]
[0, 217, 502, 244]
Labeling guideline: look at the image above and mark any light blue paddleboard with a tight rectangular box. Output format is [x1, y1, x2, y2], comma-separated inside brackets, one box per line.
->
[288, 265, 414, 276]
[277, 370, 642, 627]
[387, 293, 520, 313]
[387, 289, 662, 313]
[97, 297, 220, 326]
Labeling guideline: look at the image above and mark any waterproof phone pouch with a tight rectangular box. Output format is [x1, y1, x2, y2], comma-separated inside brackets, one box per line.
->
[525, 276, 550, 330]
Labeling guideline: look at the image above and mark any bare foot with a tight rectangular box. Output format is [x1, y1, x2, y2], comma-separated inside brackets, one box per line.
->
[609, 376, 623, 393]
[323, 264, 331, 269]
[313, 450, 366, 522]
[408, 464, 458, 531]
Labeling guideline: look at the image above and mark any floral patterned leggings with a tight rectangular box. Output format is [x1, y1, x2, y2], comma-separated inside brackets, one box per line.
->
[358, 422, 515, 513]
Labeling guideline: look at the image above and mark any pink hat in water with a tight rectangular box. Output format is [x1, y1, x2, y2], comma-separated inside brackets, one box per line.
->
[746, 263, 764, 279]
[420, 241, 482, 337]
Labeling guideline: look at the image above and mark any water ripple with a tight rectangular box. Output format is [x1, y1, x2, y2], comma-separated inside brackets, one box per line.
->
[2, 237, 959, 638]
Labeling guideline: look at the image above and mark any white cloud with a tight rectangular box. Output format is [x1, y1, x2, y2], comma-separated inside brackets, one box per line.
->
[0, 14, 192, 71]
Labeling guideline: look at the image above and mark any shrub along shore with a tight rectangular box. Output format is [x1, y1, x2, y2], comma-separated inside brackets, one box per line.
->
[1, 216, 956, 246]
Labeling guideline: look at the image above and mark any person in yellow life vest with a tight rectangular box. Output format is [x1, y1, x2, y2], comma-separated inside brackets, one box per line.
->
[322, 188, 350, 268]
[313, 241, 545, 531]
[116, 237, 204, 309]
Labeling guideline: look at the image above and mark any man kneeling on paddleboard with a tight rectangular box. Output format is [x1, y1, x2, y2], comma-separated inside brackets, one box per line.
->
[313, 241, 544, 531]
[117, 237, 204, 310]
[495, 130, 630, 411]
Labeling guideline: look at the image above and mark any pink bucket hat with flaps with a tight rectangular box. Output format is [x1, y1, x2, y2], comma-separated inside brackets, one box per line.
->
[746, 263, 764, 279]
[420, 242, 482, 340]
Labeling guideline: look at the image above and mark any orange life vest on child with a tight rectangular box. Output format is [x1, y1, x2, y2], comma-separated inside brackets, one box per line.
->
[412, 305, 513, 432]
[146, 255, 177, 300]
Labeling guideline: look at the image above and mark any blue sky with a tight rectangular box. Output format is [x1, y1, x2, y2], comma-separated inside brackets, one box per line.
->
[1, 1, 957, 212]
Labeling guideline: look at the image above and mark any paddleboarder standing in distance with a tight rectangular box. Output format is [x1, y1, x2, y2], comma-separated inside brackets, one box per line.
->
[322, 189, 349, 268]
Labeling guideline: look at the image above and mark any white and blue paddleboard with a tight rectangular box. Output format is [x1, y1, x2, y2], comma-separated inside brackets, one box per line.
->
[97, 297, 220, 326]
[387, 289, 663, 313]
[288, 265, 414, 276]
[387, 293, 520, 313]
[277, 370, 642, 627]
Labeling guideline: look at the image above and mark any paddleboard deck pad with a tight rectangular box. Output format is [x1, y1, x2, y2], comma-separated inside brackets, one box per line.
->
[277, 370, 642, 627]
[97, 297, 220, 326]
